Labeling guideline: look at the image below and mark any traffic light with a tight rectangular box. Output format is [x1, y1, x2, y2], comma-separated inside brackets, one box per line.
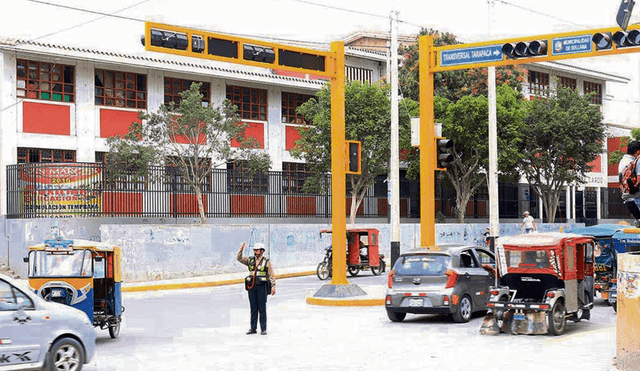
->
[346, 141, 361, 174]
[436, 138, 454, 170]
[243, 44, 276, 63]
[617, 0, 636, 31]
[593, 29, 640, 50]
[502, 40, 547, 59]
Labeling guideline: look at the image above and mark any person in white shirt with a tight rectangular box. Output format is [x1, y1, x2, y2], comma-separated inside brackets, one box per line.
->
[521, 211, 537, 234]
[618, 140, 640, 227]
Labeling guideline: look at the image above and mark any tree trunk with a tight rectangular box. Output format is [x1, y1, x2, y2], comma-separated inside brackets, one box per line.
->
[195, 186, 206, 224]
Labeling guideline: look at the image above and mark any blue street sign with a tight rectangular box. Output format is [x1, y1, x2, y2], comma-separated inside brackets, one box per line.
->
[551, 35, 592, 56]
[440, 45, 503, 67]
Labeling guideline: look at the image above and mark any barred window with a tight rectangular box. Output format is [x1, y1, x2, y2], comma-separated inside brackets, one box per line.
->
[281, 92, 312, 124]
[164, 78, 210, 107]
[227, 161, 268, 193]
[528, 71, 549, 96]
[346, 66, 373, 84]
[282, 162, 312, 194]
[166, 157, 212, 192]
[95, 69, 147, 109]
[17, 59, 75, 102]
[18, 148, 75, 164]
[559, 76, 577, 90]
[95, 152, 148, 191]
[226, 85, 267, 121]
[584, 81, 603, 105]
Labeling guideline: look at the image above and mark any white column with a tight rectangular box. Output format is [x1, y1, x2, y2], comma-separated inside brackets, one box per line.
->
[1, 52, 18, 215]
[75, 61, 95, 162]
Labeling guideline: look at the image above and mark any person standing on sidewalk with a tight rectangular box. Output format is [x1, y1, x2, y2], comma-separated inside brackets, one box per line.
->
[618, 140, 640, 227]
[237, 242, 275, 335]
[520, 211, 537, 234]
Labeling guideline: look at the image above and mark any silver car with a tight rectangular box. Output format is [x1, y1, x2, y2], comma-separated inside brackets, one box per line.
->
[385, 245, 496, 323]
[0, 273, 96, 371]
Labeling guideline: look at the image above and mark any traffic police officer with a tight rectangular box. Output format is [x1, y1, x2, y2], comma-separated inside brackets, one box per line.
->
[237, 242, 276, 335]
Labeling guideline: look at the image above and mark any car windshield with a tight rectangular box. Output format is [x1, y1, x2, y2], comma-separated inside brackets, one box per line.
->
[28, 250, 92, 278]
[394, 255, 450, 276]
[505, 250, 550, 269]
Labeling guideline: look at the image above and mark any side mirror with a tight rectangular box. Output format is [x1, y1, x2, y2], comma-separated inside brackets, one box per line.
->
[23, 257, 28, 263]
[95, 256, 103, 262]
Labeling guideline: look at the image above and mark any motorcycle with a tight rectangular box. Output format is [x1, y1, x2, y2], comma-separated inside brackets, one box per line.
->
[316, 246, 332, 280]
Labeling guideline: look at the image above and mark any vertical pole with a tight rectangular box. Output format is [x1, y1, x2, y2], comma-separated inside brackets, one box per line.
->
[419, 36, 436, 247]
[617, 252, 640, 370]
[487, 0, 499, 250]
[330, 41, 348, 285]
[390, 11, 401, 266]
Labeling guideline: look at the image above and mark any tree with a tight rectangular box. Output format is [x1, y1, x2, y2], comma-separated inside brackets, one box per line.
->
[518, 84, 605, 223]
[106, 83, 270, 223]
[293, 81, 411, 225]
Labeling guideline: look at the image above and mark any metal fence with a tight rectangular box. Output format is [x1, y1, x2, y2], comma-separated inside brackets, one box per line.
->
[6, 162, 396, 219]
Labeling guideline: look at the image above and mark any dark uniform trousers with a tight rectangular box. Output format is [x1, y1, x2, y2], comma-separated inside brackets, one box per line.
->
[248, 282, 267, 331]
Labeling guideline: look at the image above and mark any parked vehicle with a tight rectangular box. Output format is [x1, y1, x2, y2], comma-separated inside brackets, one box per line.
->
[318, 228, 385, 278]
[385, 244, 496, 323]
[481, 232, 595, 336]
[564, 224, 640, 305]
[24, 236, 124, 338]
[0, 273, 96, 371]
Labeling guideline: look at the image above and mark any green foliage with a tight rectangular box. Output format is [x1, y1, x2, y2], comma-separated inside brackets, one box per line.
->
[106, 83, 270, 223]
[519, 83, 605, 223]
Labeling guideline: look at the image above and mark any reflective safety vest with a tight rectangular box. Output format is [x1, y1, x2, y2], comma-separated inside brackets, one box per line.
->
[248, 257, 269, 283]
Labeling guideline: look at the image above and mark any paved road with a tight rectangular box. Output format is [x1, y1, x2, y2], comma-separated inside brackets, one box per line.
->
[83, 274, 618, 371]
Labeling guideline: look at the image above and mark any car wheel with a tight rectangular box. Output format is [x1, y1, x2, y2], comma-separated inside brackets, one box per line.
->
[387, 310, 406, 322]
[348, 266, 360, 277]
[452, 295, 472, 323]
[47, 337, 84, 371]
[316, 262, 330, 280]
[370, 264, 383, 276]
[109, 317, 121, 339]
[547, 300, 566, 336]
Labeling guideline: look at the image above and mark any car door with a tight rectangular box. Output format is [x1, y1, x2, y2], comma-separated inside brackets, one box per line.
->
[472, 248, 497, 306]
[0, 278, 45, 368]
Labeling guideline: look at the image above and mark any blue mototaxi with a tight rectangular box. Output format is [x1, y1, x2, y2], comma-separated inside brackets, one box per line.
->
[24, 237, 124, 338]
[565, 224, 640, 306]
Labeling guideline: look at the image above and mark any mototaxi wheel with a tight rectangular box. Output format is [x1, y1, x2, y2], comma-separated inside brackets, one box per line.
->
[386, 309, 406, 322]
[348, 266, 360, 276]
[316, 262, 330, 280]
[370, 263, 384, 276]
[452, 295, 472, 323]
[109, 316, 121, 339]
[547, 300, 566, 336]
[46, 337, 84, 371]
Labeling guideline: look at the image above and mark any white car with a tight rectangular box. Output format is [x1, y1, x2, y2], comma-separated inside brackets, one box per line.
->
[0, 273, 96, 371]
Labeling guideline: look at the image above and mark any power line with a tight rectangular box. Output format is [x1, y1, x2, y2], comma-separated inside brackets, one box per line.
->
[27, 0, 145, 22]
[287, 0, 389, 20]
[494, 0, 589, 28]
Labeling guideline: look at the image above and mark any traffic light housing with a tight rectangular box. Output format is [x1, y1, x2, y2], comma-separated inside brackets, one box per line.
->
[617, 0, 636, 31]
[502, 40, 547, 59]
[346, 141, 361, 174]
[593, 29, 640, 50]
[436, 138, 454, 170]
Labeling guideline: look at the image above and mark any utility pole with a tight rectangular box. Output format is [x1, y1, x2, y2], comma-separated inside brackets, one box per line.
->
[390, 11, 401, 266]
[487, 0, 499, 252]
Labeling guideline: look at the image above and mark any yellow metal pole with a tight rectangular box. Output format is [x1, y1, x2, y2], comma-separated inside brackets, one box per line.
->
[330, 41, 348, 285]
[419, 36, 436, 248]
[616, 252, 640, 370]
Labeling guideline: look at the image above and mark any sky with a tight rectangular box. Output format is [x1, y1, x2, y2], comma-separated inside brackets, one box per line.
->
[0, 0, 631, 53]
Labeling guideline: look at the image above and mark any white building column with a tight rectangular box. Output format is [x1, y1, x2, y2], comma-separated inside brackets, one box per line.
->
[75, 61, 96, 162]
[1, 52, 18, 215]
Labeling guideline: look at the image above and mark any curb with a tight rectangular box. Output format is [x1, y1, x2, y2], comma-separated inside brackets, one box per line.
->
[122, 270, 316, 293]
[305, 296, 385, 306]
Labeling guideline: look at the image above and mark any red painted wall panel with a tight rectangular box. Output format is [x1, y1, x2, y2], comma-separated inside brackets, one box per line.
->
[100, 109, 140, 138]
[170, 194, 208, 215]
[285, 126, 301, 151]
[587, 155, 602, 172]
[608, 137, 623, 178]
[286, 196, 316, 215]
[103, 192, 143, 214]
[231, 122, 264, 149]
[23, 102, 70, 135]
[231, 195, 265, 214]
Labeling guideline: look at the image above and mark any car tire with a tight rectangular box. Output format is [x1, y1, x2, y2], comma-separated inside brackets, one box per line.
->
[316, 262, 330, 280]
[348, 266, 360, 277]
[46, 337, 84, 371]
[547, 300, 566, 336]
[452, 295, 472, 323]
[109, 317, 121, 339]
[386, 310, 406, 322]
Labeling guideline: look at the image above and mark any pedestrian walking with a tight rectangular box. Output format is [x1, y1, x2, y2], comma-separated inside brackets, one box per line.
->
[237, 242, 276, 335]
[521, 211, 537, 234]
[618, 140, 640, 227]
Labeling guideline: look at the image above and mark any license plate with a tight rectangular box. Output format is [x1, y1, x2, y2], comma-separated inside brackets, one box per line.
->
[52, 290, 63, 297]
[409, 298, 423, 307]
[514, 313, 525, 320]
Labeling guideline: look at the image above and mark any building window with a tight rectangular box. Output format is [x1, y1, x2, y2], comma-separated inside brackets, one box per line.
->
[227, 161, 268, 193]
[282, 162, 312, 194]
[281, 92, 312, 124]
[17, 148, 76, 164]
[95, 152, 148, 191]
[584, 81, 603, 105]
[226, 85, 267, 121]
[164, 78, 210, 107]
[559, 76, 577, 90]
[528, 71, 549, 96]
[16, 59, 75, 102]
[346, 66, 373, 84]
[166, 157, 211, 192]
[95, 69, 147, 109]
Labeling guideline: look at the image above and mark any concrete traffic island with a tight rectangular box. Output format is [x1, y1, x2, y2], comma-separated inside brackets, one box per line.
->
[306, 283, 385, 306]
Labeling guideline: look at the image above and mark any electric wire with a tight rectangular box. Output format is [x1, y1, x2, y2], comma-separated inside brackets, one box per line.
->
[494, 0, 589, 29]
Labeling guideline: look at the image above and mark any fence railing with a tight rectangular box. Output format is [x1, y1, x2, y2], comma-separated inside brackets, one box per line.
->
[6, 163, 402, 219]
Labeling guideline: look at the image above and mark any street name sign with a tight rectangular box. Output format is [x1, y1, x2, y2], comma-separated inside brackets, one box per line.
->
[439, 45, 503, 67]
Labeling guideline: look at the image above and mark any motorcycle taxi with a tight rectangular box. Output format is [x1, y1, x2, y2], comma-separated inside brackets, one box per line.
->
[316, 228, 385, 280]
[23, 236, 124, 338]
